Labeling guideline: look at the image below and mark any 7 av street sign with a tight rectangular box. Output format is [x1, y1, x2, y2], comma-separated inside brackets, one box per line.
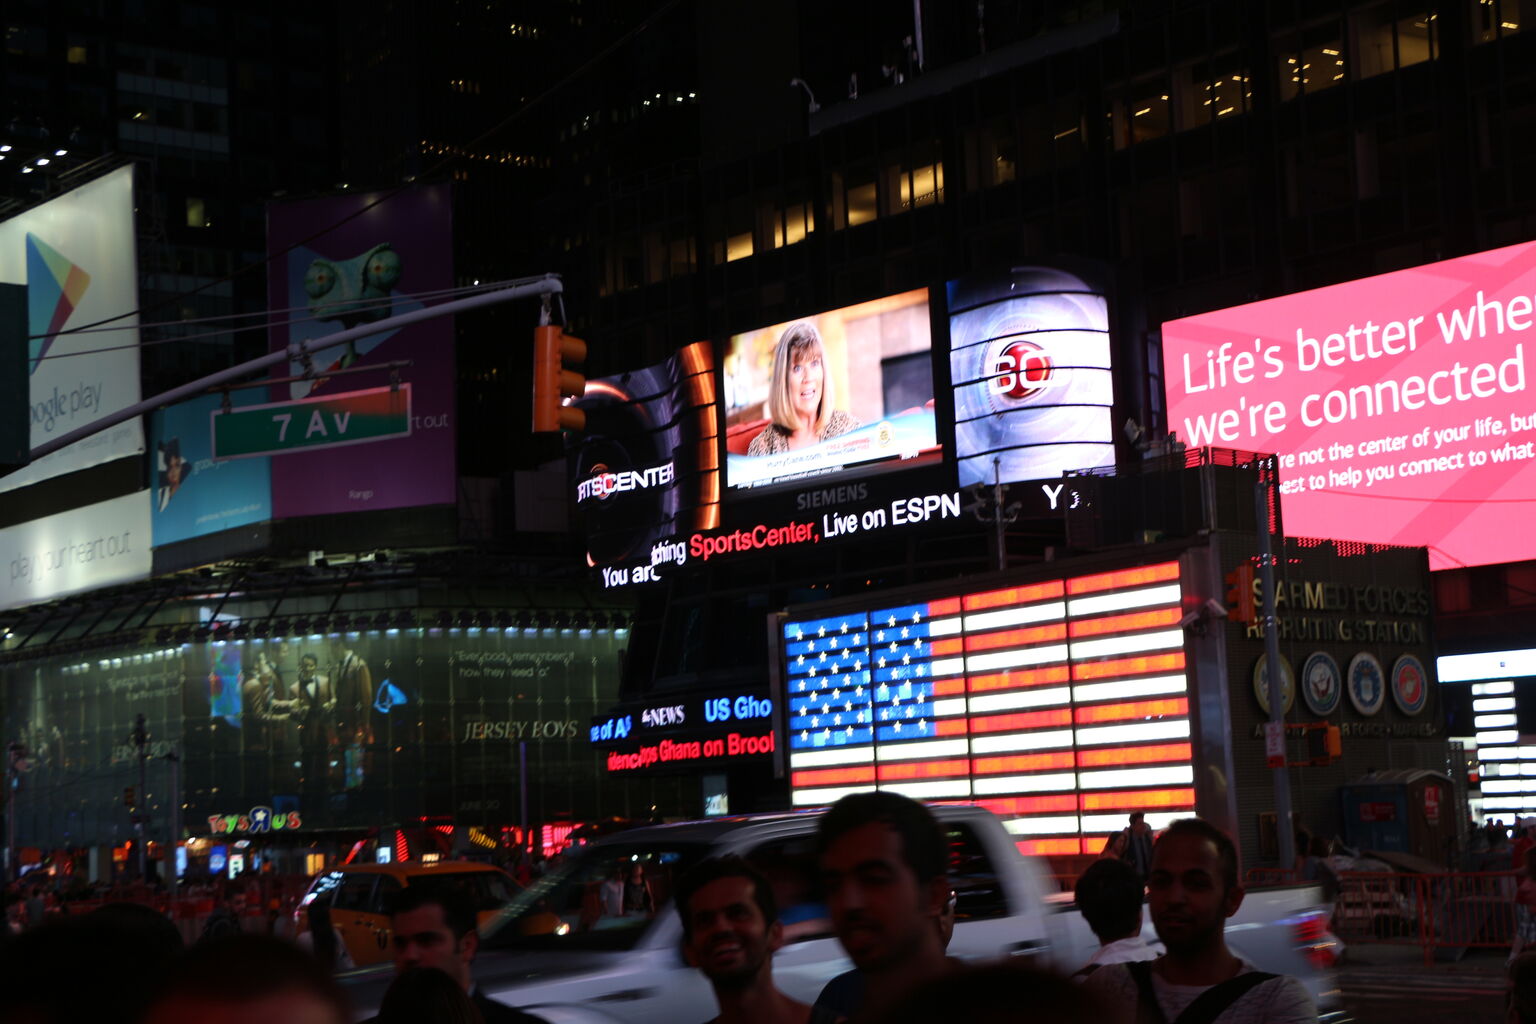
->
[211, 385, 411, 460]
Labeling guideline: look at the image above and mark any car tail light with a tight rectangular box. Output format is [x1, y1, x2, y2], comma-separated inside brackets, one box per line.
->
[1289, 909, 1338, 969]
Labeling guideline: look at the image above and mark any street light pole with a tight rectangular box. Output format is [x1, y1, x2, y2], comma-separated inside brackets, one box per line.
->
[132, 713, 148, 882]
[4, 741, 24, 884]
[165, 747, 180, 898]
[1254, 463, 1296, 871]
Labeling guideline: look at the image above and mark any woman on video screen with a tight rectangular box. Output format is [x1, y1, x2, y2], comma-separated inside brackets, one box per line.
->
[746, 322, 859, 455]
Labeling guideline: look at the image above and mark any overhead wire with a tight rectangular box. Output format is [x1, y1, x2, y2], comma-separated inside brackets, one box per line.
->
[29, 279, 524, 363]
[29, 278, 515, 342]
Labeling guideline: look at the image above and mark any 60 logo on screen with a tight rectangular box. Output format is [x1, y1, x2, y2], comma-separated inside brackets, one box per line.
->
[986, 337, 1057, 407]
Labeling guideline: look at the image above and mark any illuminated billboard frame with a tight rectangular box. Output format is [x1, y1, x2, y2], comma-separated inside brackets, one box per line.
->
[723, 289, 941, 493]
[778, 560, 1196, 856]
[948, 266, 1116, 489]
[1162, 239, 1536, 570]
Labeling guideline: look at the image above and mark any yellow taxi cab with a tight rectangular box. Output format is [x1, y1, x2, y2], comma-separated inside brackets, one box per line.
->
[295, 860, 520, 967]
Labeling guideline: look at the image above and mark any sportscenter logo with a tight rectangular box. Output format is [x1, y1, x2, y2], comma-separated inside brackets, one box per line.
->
[576, 461, 675, 503]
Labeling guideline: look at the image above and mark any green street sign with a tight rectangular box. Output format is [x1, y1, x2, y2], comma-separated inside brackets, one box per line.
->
[211, 384, 412, 460]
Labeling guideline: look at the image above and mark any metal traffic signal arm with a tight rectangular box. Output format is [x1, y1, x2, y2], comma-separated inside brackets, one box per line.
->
[22, 274, 567, 466]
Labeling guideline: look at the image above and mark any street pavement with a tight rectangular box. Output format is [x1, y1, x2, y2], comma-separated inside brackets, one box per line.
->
[1338, 944, 1506, 1024]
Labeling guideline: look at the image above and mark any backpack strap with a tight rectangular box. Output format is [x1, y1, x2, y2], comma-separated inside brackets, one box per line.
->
[1126, 961, 1168, 1024]
[1170, 971, 1277, 1024]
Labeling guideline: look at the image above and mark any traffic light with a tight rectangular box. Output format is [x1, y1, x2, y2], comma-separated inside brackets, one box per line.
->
[1224, 564, 1256, 623]
[123, 786, 136, 808]
[532, 325, 587, 432]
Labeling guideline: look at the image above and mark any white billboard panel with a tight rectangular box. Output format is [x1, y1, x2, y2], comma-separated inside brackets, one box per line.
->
[0, 165, 143, 491]
[0, 490, 151, 610]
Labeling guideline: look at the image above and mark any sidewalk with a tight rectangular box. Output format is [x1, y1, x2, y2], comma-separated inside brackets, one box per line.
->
[1340, 941, 1508, 981]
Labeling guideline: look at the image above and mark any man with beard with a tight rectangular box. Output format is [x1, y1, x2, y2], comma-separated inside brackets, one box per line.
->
[677, 857, 837, 1024]
[812, 792, 954, 1021]
[1084, 818, 1315, 1024]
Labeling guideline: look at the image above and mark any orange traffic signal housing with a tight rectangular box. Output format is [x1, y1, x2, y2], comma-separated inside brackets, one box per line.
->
[1224, 564, 1256, 623]
[532, 325, 587, 432]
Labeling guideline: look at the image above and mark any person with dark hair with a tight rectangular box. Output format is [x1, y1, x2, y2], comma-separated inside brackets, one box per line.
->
[378, 885, 544, 1024]
[1083, 818, 1315, 1024]
[141, 933, 351, 1024]
[677, 855, 834, 1024]
[1120, 811, 1155, 881]
[812, 792, 953, 1020]
[0, 901, 185, 1023]
[378, 966, 486, 1024]
[1510, 950, 1536, 1024]
[746, 322, 859, 456]
[1072, 857, 1154, 977]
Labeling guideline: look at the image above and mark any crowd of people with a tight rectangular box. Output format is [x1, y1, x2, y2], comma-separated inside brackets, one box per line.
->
[13, 793, 1533, 1022]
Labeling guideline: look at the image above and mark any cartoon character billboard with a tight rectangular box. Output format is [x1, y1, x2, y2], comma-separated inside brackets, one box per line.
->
[265, 185, 455, 516]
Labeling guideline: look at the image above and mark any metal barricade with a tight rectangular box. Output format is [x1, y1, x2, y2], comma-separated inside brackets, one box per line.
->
[1333, 870, 1521, 966]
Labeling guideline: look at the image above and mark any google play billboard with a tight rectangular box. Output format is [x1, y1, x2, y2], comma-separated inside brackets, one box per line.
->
[1162, 240, 1536, 570]
[0, 165, 144, 492]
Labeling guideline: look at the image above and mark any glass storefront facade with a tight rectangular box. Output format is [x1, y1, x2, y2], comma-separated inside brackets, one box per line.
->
[3, 625, 640, 850]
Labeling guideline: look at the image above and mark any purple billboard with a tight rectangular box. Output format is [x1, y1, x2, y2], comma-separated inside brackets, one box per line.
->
[266, 186, 455, 516]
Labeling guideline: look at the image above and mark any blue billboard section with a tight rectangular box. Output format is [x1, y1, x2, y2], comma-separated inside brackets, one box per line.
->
[152, 392, 272, 546]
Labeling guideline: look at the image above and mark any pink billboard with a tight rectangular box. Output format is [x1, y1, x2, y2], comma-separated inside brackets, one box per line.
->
[1162, 240, 1536, 570]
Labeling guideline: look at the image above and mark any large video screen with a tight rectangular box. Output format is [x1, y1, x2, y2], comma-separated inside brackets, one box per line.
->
[570, 342, 720, 569]
[723, 289, 939, 492]
[1162, 240, 1536, 569]
[949, 267, 1115, 488]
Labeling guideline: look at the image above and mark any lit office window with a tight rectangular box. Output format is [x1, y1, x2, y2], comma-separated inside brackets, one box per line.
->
[1353, 6, 1437, 78]
[1183, 58, 1251, 128]
[1110, 79, 1172, 149]
[1476, 0, 1525, 41]
[830, 166, 879, 230]
[962, 118, 1017, 190]
[1277, 22, 1346, 101]
[759, 199, 815, 250]
[891, 160, 945, 211]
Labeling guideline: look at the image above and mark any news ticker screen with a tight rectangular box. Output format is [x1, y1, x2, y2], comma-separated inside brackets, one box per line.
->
[781, 560, 1195, 855]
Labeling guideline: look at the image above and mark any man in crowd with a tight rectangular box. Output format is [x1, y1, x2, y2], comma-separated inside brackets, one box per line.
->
[1122, 811, 1155, 881]
[1072, 856, 1155, 977]
[143, 933, 351, 1024]
[812, 791, 955, 1020]
[678, 855, 831, 1024]
[1084, 818, 1315, 1024]
[380, 885, 543, 1023]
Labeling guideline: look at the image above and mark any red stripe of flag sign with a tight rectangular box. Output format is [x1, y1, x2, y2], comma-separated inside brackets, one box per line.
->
[786, 561, 1195, 855]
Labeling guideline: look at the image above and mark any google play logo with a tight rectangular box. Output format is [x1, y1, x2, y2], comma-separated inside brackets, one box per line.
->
[26, 232, 90, 375]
